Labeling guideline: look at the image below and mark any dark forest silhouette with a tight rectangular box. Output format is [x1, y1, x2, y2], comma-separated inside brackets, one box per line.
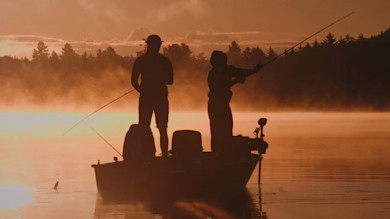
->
[0, 28, 389, 111]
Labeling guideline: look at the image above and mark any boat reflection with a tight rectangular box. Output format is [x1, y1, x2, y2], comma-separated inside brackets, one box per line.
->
[94, 187, 268, 219]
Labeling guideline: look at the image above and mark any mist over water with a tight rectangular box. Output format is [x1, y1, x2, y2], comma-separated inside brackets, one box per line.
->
[0, 111, 389, 218]
[2, 28, 390, 112]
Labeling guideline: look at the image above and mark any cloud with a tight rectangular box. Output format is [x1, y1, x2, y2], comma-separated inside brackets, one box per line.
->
[126, 27, 153, 41]
[0, 28, 303, 58]
[0, 35, 65, 43]
[183, 30, 300, 51]
[147, 0, 206, 22]
[0, 33, 145, 58]
[185, 30, 233, 43]
[0, 35, 66, 57]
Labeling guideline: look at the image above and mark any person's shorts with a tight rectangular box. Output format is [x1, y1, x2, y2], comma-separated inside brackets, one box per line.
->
[138, 91, 168, 128]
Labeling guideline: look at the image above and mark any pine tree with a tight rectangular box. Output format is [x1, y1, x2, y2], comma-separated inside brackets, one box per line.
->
[32, 41, 49, 62]
[61, 43, 78, 62]
[226, 41, 242, 65]
[321, 33, 337, 47]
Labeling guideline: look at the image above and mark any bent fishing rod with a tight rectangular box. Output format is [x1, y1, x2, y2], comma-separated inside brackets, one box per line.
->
[62, 89, 136, 136]
[262, 11, 355, 67]
[90, 127, 123, 158]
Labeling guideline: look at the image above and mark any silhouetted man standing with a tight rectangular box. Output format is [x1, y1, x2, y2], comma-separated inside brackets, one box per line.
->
[132, 35, 173, 157]
[208, 50, 261, 154]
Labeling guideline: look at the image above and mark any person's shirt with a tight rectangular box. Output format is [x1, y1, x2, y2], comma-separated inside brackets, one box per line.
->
[132, 53, 173, 93]
[208, 65, 254, 102]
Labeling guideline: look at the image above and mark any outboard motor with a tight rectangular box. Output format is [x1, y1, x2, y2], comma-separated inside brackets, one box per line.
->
[171, 130, 203, 157]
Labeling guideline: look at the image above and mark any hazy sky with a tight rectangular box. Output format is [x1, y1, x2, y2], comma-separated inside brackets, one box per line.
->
[1, 0, 389, 57]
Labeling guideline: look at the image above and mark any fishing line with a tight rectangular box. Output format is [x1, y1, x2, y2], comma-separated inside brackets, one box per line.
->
[262, 11, 355, 67]
[63, 89, 136, 136]
[90, 127, 123, 158]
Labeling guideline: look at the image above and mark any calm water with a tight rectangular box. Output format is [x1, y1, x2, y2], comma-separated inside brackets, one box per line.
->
[0, 112, 389, 218]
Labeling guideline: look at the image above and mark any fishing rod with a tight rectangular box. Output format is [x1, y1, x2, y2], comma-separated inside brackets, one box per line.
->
[90, 127, 123, 158]
[262, 11, 355, 67]
[62, 89, 136, 136]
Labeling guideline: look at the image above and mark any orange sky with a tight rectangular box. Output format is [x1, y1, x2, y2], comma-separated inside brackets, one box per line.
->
[0, 0, 389, 57]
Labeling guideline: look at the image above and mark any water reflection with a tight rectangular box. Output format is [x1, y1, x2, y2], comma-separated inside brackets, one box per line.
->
[0, 185, 35, 210]
[94, 187, 268, 219]
[1, 112, 389, 218]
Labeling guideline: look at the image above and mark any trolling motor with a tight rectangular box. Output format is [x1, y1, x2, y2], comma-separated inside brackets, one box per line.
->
[251, 118, 269, 185]
[249, 118, 268, 154]
[254, 118, 267, 139]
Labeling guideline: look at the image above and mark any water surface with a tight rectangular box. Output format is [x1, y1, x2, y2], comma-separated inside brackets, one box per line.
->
[0, 112, 389, 218]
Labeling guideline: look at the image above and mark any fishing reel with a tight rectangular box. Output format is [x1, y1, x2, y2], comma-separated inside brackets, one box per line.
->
[249, 118, 268, 154]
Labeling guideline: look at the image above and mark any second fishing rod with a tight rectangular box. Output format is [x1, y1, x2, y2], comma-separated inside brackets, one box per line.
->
[262, 11, 355, 67]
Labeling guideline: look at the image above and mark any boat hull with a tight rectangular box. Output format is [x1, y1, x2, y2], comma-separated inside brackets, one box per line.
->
[92, 153, 261, 200]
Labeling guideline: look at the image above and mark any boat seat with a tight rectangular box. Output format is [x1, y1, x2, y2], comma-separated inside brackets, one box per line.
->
[123, 124, 155, 161]
[171, 130, 203, 156]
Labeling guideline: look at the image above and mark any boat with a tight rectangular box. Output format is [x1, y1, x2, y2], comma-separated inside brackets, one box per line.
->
[92, 118, 269, 200]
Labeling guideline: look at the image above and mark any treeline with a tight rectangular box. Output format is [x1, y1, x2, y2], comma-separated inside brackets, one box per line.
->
[252, 30, 390, 111]
[0, 28, 389, 111]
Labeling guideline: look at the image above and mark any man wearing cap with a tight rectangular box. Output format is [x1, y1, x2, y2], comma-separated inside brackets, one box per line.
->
[207, 50, 262, 155]
[131, 34, 173, 157]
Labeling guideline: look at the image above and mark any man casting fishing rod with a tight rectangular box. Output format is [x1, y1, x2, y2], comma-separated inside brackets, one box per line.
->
[131, 35, 174, 157]
[207, 12, 354, 154]
[208, 51, 262, 154]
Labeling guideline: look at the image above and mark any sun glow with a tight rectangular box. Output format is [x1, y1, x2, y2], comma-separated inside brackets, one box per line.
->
[0, 185, 35, 210]
[0, 111, 138, 137]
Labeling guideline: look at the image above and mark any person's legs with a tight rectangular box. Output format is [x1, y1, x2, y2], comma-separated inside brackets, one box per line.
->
[158, 127, 168, 156]
[208, 99, 233, 155]
[155, 94, 169, 156]
[139, 93, 153, 127]
[208, 99, 219, 153]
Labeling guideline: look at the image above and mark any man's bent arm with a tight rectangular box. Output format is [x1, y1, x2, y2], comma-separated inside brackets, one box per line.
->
[231, 64, 262, 80]
[166, 61, 174, 85]
[131, 64, 141, 92]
